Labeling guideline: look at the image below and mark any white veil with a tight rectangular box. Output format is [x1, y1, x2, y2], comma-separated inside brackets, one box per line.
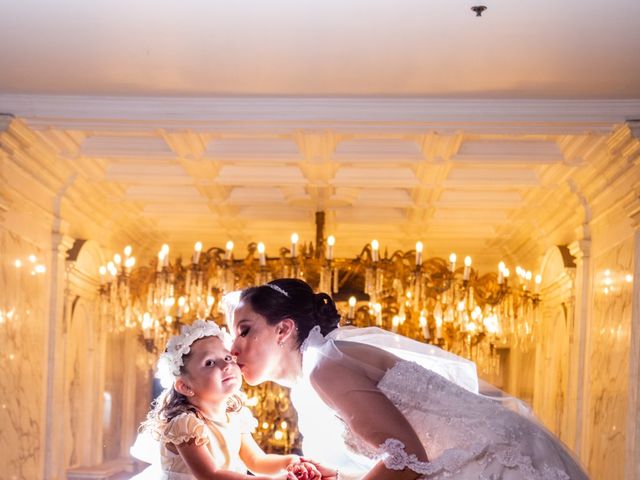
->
[324, 325, 534, 418]
[327, 326, 479, 394]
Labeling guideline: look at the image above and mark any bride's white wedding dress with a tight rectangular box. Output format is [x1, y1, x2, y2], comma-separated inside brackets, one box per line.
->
[291, 326, 588, 480]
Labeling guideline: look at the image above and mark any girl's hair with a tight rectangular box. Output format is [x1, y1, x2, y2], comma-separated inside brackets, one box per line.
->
[239, 278, 340, 347]
[141, 339, 244, 437]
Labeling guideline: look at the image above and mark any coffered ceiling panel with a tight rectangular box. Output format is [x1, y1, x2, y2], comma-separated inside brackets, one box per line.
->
[436, 190, 524, 207]
[106, 163, 192, 184]
[205, 138, 302, 162]
[124, 185, 204, 200]
[431, 209, 508, 222]
[353, 189, 413, 207]
[333, 167, 418, 187]
[227, 187, 287, 204]
[143, 204, 213, 215]
[333, 139, 423, 164]
[335, 208, 408, 224]
[444, 167, 540, 188]
[454, 141, 564, 165]
[238, 206, 311, 222]
[217, 165, 306, 185]
[81, 136, 174, 158]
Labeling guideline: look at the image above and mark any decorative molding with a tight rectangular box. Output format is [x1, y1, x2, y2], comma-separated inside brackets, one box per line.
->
[608, 122, 640, 164]
[3, 94, 640, 134]
[628, 120, 640, 139]
[568, 238, 591, 261]
[0, 113, 14, 131]
[627, 187, 640, 229]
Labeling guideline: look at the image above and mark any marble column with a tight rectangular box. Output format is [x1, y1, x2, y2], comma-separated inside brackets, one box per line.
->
[568, 237, 592, 460]
[42, 229, 75, 479]
[625, 191, 640, 480]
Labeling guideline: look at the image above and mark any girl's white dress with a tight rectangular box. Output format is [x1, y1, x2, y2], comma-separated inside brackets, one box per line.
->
[130, 407, 257, 480]
[291, 326, 589, 480]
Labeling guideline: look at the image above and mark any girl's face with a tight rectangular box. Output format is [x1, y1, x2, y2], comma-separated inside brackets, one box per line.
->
[181, 336, 241, 403]
[231, 300, 284, 386]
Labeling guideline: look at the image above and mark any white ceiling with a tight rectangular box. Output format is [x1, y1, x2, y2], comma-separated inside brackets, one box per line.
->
[1, 0, 640, 98]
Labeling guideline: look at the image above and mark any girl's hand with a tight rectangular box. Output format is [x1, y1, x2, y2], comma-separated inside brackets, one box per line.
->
[298, 457, 337, 479]
[287, 461, 322, 480]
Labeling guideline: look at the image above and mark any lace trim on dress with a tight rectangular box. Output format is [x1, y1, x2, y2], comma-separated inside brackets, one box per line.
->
[376, 437, 493, 476]
[379, 438, 432, 474]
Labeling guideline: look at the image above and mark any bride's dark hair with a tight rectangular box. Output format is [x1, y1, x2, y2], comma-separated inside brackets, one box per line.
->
[239, 278, 340, 346]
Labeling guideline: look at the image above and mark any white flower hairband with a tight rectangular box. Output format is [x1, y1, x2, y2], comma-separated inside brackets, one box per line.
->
[156, 319, 231, 388]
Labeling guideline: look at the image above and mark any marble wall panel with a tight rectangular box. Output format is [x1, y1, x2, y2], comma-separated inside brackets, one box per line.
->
[133, 343, 155, 444]
[64, 298, 97, 468]
[587, 239, 634, 479]
[102, 330, 126, 461]
[532, 277, 575, 447]
[0, 227, 49, 479]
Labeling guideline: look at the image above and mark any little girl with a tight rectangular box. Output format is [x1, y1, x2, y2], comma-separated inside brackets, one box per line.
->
[141, 319, 320, 480]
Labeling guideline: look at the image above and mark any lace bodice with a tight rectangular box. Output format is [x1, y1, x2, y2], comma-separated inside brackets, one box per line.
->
[292, 327, 588, 480]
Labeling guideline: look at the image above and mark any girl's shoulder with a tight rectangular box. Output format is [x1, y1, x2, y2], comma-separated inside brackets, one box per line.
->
[162, 412, 210, 446]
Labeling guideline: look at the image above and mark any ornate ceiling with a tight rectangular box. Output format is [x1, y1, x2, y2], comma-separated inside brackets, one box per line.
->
[2, 97, 639, 270]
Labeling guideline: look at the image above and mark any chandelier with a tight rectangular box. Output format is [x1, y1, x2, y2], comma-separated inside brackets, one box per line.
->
[98, 212, 542, 452]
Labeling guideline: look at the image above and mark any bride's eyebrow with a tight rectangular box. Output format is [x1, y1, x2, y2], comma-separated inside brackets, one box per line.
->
[234, 319, 250, 330]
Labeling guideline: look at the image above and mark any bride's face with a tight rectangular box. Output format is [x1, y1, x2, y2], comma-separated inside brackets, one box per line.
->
[231, 300, 284, 385]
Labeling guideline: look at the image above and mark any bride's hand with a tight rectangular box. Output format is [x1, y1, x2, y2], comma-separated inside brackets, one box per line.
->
[298, 457, 338, 480]
[287, 461, 322, 480]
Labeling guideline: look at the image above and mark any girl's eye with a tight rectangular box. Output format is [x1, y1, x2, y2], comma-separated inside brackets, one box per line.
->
[239, 327, 250, 337]
[205, 359, 215, 367]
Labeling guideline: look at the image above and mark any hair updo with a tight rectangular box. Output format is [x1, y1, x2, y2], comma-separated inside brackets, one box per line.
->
[239, 278, 340, 347]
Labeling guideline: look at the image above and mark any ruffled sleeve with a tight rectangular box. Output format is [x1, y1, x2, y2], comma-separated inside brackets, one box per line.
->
[234, 406, 259, 434]
[163, 412, 210, 447]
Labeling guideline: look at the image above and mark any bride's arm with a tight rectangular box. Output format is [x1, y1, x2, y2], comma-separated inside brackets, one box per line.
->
[309, 358, 428, 480]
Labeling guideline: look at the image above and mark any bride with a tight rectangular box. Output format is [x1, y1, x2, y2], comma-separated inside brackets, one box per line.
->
[230, 278, 589, 480]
